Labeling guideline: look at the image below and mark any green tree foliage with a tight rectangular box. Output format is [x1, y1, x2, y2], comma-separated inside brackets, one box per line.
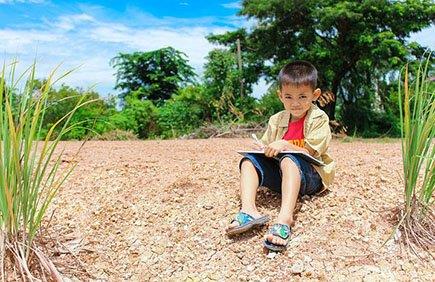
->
[209, 0, 434, 135]
[38, 82, 115, 139]
[203, 49, 257, 122]
[157, 85, 208, 138]
[110, 47, 197, 104]
[254, 84, 284, 121]
[110, 97, 158, 139]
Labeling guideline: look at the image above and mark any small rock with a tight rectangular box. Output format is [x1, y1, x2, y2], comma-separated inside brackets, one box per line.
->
[266, 252, 277, 259]
[207, 272, 220, 280]
[238, 275, 248, 281]
[203, 205, 214, 210]
[394, 229, 401, 241]
[325, 263, 334, 272]
[301, 195, 310, 201]
[151, 245, 165, 255]
[246, 265, 256, 272]
[291, 260, 305, 274]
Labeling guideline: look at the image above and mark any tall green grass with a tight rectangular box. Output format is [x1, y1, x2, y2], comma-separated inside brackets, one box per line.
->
[0, 61, 93, 279]
[397, 55, 434, 252]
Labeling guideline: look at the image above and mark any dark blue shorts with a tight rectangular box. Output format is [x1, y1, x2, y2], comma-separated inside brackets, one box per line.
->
[239, 153, 323, 195]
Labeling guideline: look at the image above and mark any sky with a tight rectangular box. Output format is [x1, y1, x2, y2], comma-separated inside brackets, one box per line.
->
[0, 0, 434, 98]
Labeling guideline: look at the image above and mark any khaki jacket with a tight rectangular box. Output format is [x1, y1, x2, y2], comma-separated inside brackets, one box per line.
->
[260, 104, 335, 187]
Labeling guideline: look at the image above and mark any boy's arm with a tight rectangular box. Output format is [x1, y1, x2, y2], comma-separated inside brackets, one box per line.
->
[304, 114, 332, 158]
[283, 141, 311, 155]
[260, 118, 275, 146]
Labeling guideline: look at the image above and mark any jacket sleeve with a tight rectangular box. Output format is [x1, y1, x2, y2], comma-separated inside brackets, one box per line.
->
[260, 116, 276, 146]
[305, 114, 331, 158]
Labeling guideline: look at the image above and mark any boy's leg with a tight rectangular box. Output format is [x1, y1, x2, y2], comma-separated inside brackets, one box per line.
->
[227, 159, 263, 230]
[240, 159, 263, 217]
[265, 157, 301, 245]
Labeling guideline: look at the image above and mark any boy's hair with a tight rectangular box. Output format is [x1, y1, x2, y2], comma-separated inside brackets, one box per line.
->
[278, 60, 318, 90]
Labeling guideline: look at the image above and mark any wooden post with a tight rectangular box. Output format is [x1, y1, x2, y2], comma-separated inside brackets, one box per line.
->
[236, 38, 244, 97]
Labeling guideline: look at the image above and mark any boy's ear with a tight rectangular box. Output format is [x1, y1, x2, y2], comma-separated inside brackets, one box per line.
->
[313, 88, 321, 101]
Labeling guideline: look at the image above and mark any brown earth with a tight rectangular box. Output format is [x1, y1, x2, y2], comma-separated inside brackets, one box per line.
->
[45, 139, 434, 281]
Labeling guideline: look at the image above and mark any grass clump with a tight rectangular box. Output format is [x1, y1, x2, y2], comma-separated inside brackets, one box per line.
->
[396, 54, 434, 256]
[0, 61, 93, 280]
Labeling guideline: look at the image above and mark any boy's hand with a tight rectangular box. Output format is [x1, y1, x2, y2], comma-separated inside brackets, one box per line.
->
[264, 140, 288, 157]
[251, 134, 265, 151]
[251, 141, 264, 151]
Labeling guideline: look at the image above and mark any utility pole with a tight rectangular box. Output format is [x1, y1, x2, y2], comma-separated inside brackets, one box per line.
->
[236, 38, 244, 97]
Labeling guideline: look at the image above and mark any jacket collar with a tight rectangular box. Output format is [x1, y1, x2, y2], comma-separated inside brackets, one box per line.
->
[278, 104, 323, 127]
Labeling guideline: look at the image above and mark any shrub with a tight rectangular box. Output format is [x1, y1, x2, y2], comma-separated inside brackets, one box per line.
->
[157, 86, 207, 138]
[120, 98, 158, 138]
[253, 84, 283, 122]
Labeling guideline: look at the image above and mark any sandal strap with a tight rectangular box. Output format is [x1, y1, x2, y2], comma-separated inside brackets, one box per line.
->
[269, 223, 291, 240]
[231, 211, 254, 226]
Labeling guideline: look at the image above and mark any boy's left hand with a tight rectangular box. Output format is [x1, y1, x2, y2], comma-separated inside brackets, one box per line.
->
[264, 140, 288, 157]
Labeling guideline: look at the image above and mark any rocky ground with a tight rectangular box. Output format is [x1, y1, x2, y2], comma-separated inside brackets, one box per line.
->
[45, 138, 434, 281]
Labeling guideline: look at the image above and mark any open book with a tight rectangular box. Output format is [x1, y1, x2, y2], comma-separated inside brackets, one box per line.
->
[237, 150, 325, 166]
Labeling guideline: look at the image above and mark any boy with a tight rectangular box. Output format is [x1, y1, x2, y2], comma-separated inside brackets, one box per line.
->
[225, 61, 335, 252]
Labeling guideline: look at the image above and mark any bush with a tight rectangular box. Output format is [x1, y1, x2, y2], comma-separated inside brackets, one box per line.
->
[253, 85, 283, 122]
[341, 98, 400, 138]
[118, 98, 158, 138]
[157, 86, 208, 138]
[40, 84, 115, 140]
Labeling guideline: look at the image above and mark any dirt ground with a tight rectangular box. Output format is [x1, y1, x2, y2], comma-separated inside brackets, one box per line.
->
[46, 138, 434, 281]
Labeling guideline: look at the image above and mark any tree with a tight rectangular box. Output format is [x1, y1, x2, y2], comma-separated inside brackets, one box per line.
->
[202, 48, 258, 121]
[209, 0, 434, 133]
[110, 47, 196, 105]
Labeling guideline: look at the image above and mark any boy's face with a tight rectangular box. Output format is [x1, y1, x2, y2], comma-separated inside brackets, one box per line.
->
[278, 84, 321, 120]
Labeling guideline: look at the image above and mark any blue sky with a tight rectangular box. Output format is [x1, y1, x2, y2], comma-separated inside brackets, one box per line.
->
[0, 0, 434, 98]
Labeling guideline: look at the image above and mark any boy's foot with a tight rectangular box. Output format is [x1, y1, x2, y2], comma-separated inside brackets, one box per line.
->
[226, 211, 269, 236]
[263, 223, 291, 252]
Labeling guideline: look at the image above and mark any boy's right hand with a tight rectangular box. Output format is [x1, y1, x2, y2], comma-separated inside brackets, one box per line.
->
[264, 140, 288, 157]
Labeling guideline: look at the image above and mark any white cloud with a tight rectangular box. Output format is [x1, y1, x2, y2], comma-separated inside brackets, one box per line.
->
[49, 13, 95, 31]
[0, 29, 61, 53]
[0, 12, 235, 96]
[222, 1, 241, 9]
[87, 24, 229, 70]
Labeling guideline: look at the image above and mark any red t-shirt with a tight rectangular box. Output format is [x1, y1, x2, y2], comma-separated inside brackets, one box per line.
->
[282, 115, 305, 148]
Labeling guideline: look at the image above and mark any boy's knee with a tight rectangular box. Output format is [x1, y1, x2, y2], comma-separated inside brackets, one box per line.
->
[280, 157, 298, 172]
[241, 159, 255, 171]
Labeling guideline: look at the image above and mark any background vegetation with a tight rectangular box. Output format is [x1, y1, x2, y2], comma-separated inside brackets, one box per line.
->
[7, 0, 434, 140]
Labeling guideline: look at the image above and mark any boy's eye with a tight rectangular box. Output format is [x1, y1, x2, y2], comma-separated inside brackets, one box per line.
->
[300, 96, 307, 99]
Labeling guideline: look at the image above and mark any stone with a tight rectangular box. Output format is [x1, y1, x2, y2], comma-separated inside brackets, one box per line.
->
[246, 265, 256, 272]
[291, 260, 305, 274]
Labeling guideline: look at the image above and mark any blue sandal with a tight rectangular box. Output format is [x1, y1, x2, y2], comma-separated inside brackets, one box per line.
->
[263, 223, 291, 252]
[226, 211, 269, 236]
